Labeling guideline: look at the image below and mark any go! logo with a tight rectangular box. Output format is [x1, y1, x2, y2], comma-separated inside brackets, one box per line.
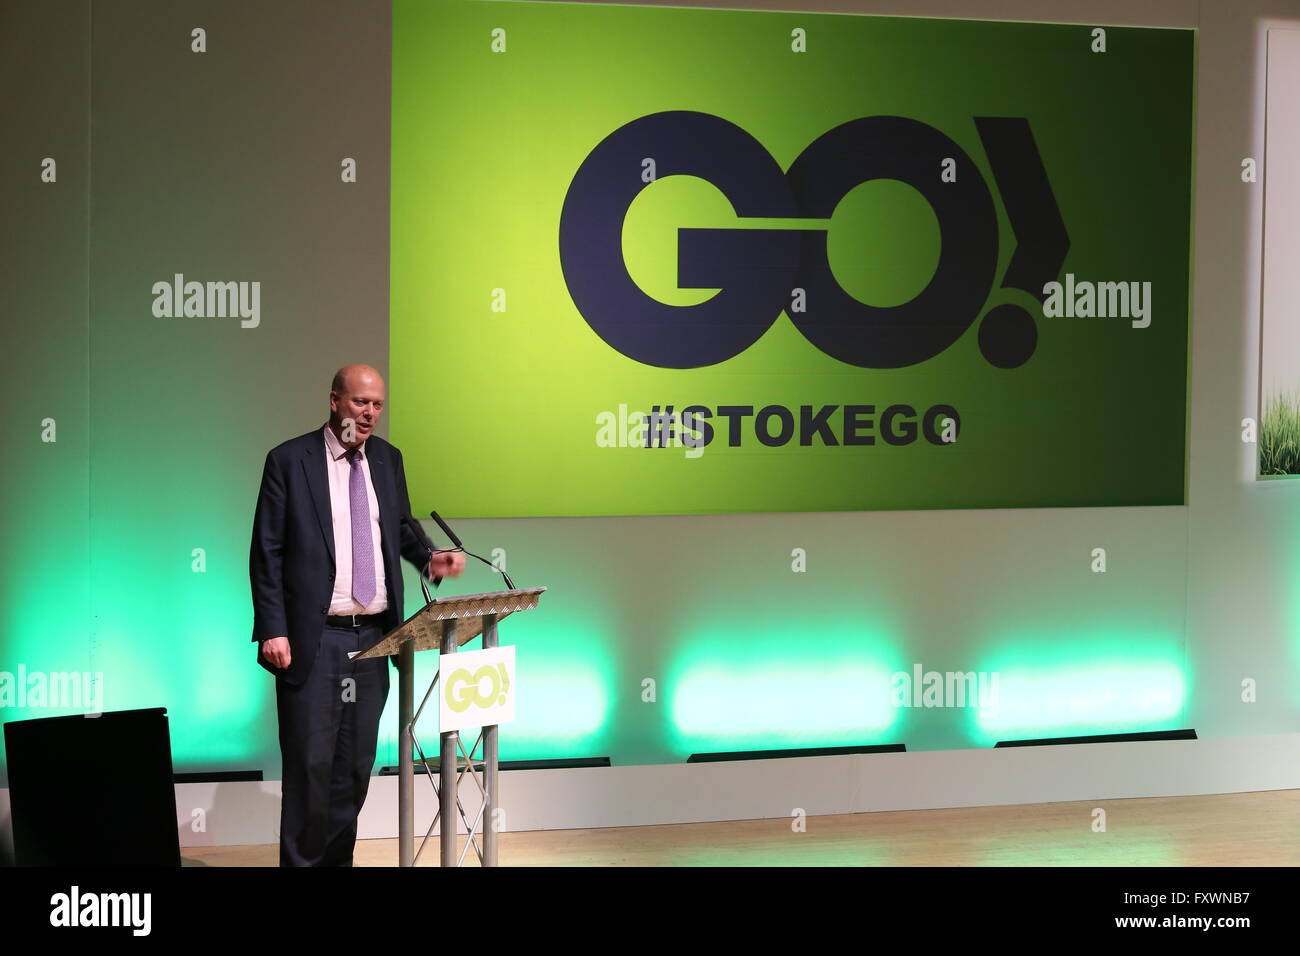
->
[445, 663, 511, 713]
[559, 111, 1069, 370]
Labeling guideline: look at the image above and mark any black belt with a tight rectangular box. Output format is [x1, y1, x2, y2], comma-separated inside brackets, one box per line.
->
[326, 613, 384, 628]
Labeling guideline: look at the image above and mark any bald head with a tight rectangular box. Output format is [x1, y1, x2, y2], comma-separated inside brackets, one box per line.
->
[328, 364, 386, 447]
[331, 363, 384, 396]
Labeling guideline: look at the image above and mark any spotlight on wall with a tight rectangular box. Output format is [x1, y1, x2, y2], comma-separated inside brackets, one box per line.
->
[994, 729, 1196, 747]
[687, 743, 905, 763]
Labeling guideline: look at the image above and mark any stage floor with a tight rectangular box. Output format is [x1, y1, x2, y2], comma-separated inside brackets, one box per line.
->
[179, 788, 1300, 866]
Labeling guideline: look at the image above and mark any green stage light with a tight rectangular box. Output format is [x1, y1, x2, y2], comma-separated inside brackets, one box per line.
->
[666, 623, 902, 755]
[969, 641, 1187, 745]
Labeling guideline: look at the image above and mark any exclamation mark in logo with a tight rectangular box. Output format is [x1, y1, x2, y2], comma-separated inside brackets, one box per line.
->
[974, 117, 1071, 368]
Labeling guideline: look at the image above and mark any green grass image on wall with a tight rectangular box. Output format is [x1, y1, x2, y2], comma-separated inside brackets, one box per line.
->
[1260, 391, 1300, 475]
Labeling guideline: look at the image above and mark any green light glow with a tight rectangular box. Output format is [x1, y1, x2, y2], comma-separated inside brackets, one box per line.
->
[504, 646, 615, 752]
[378, 622, 618, 761]
[970, 638, 1188, 744]
[667, 623, 902, 755]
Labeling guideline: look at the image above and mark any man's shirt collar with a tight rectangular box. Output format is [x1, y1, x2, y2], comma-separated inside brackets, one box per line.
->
[323, 422, 367, 462]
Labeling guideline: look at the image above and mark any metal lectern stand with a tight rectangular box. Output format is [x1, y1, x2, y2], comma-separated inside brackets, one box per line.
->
[353, 587, 546, 867]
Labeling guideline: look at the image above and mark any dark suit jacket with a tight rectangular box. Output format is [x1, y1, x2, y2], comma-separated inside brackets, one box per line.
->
[249, 424, 436, 686]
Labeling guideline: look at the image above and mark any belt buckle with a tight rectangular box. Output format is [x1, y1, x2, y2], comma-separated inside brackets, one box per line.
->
[350, 613, 361, 628]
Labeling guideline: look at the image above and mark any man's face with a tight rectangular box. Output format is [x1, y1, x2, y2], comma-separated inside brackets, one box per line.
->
[330, 374, 385, 445]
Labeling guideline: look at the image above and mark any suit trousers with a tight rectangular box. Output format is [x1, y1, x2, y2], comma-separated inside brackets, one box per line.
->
[275, 620, 389, 867]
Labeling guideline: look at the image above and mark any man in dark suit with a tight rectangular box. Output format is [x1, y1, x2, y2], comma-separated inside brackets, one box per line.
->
[249, 363, 465, 866]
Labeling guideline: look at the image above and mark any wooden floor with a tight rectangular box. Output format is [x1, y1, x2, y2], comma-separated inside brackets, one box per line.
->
[181, 788, 1300, 866]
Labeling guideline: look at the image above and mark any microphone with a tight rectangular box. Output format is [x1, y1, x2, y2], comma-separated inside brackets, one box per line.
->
[428, 510, 463, 550]
[429, 510, 516, 591]
[401, 513, 441, 601]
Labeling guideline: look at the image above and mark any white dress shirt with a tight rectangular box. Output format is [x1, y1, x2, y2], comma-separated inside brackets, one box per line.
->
[322, 423, 387, 616]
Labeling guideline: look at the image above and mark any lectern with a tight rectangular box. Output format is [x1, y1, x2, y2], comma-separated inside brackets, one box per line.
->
[354, 587, 545, 867]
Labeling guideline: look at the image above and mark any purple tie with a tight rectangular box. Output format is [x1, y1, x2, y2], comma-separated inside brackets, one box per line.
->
[347, 447, 376, 609]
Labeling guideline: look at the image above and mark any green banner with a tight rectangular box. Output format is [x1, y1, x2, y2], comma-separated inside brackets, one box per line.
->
[392, 0, 1193, 517]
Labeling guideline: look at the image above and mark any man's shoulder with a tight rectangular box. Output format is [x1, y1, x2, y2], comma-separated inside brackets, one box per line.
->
[265, 426, 325, 462]
[367, 432, 403, 459]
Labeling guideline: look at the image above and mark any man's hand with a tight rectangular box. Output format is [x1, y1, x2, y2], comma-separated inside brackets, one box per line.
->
[261, 636, 291, 669]
[428, 551, 466, 579]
